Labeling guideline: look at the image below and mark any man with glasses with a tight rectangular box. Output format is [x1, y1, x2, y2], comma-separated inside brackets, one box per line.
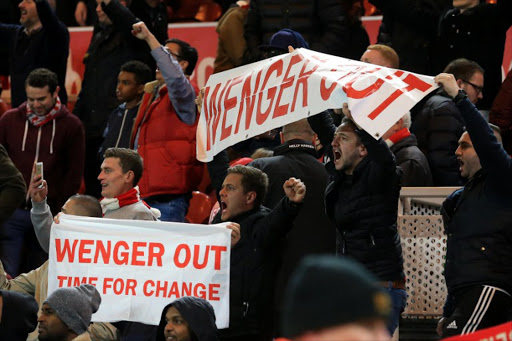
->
[410, 58, 484, 186]
[130, 21, 203, 223]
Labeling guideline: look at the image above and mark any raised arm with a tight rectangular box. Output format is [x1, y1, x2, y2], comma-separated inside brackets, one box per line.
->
[435, 73, 512, 188]
[132, 21, 197, 125]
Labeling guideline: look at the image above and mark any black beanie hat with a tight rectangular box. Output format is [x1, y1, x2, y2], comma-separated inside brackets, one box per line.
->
[281, 256, 392, 337]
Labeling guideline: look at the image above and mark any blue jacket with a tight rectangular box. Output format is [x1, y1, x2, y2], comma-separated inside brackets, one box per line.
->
[98, 103, 140, 158]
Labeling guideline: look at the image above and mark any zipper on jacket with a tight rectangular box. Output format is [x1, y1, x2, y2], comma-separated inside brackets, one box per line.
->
[243, 301, 249, 317]
[341, 231, 346, 254]
[370, 233, 376, 246]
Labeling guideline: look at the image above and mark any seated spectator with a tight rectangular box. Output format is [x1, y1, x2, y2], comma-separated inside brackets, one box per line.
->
[38, 284, 101, 341]
[98, 61, 153, 158]
[411, 58, 484, 186]
[156, 296, 218, 341]
[382, 112, 433, 186]
[0, 290, 38, 341]
[282, 256, 391, 341]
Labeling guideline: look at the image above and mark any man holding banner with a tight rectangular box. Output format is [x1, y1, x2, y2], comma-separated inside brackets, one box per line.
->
[308, 109, 405, 336]
[436, 73, 512, 337]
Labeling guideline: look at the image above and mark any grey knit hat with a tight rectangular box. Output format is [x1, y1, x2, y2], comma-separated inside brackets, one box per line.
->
[44, 284, 101, 335]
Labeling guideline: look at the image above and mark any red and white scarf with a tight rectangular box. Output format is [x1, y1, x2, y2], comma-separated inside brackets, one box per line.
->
[26, 96, 61, 127]
[100, 186, 152, 215]
[386, 127, 411, 147]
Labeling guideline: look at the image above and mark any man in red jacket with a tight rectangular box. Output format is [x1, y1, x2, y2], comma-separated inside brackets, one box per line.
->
[0, 68, 84, 277]
[131, 21, 203, 222]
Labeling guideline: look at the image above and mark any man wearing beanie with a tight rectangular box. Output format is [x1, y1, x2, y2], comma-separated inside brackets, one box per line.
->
[156, 296, 218, 341]
[0, 290, 38, 340]
[282, 256, 391, 341]
[38, 284, 101, 341]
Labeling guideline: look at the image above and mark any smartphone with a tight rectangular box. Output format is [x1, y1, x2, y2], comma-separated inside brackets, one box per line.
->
[35, 162, 44, 188]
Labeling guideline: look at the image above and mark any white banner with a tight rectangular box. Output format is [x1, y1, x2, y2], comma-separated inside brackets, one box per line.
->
[197, 48, 438, 162]
[48, 215, 231, 328]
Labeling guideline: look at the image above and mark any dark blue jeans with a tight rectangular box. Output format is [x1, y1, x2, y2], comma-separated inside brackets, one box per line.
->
[144, 195, 189, 222]
[0, 208, 47, 276]
[386, 285, 408, 335]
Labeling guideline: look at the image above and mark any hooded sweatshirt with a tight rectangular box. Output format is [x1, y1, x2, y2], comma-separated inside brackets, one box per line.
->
[0, 101, 84, 214]
[156, 297, 218, 341]
[0, 290, 38, 340]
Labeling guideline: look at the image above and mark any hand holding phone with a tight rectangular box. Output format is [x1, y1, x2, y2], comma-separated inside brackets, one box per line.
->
[35, 162, 44, 189]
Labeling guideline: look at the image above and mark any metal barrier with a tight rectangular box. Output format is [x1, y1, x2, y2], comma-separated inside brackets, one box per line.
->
[398, 187, 461, 318]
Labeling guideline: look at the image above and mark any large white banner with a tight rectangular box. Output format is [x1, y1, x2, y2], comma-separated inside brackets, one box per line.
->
[48, 215, 231, 328]
[197, 48, 439, 162]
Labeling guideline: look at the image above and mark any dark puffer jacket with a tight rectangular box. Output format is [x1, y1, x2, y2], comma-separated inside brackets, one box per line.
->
[410, 90, 465, 186]
[441, 98, 512, 295]
[156, 296, 218, 341]
[309, 112, 404, 282]
[391, 134, 433, 187]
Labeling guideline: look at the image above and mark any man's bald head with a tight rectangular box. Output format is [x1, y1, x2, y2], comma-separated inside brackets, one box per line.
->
[62, 195, 102, 218]
[282, 119, 316, 143]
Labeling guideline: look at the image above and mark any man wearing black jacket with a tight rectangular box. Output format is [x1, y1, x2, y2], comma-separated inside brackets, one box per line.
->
[436, 72, 512, 337]
[249, 119, 335, 327]
[308, 109, 405, 337]
[208, 156, 306, 341]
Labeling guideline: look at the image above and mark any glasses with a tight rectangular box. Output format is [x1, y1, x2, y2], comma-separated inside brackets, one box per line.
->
[461, 79, 484, 94]
[164, 47, 183, 61]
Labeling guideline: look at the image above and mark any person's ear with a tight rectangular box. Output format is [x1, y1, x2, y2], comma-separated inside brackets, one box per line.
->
[136, 84, 145, 95]
[53, 86, 60, 100]
[246, 191, 256, 205]
[359, 144, 368, 158]
[179, 60, 189, 75]
[125, 170, 135, 184]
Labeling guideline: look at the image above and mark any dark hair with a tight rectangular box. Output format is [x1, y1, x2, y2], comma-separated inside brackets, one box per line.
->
[120, 61, 153, 86]
[443, 58, 485, 81]
[68, 194, 103, 218]
[25, 68, 59, 94]
[103, 148, 144, 186]
[165, 38, 198, 76]
[227, 165, 269, 207]
[339, 117, 363, 145]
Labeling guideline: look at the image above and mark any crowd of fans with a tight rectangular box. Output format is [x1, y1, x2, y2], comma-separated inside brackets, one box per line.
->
[0, 0, 511, 340]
